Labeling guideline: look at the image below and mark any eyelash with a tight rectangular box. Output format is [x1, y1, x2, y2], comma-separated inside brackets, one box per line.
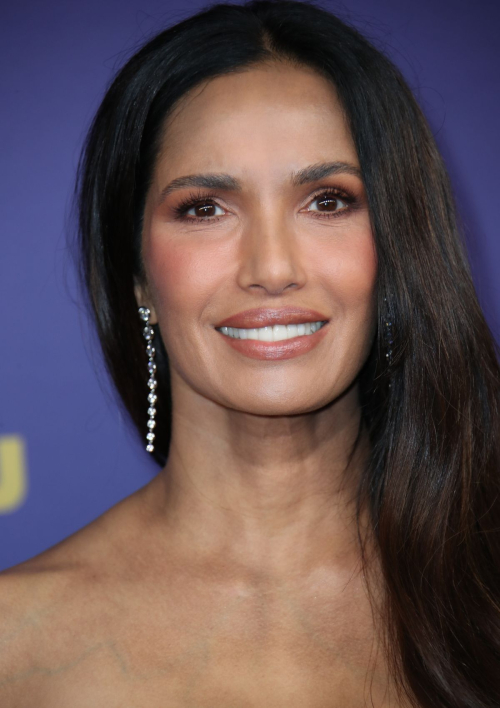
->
[172, 187, 357, 223]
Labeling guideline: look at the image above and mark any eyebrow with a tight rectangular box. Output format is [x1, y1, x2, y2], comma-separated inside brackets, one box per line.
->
[157, 161, 363, 203]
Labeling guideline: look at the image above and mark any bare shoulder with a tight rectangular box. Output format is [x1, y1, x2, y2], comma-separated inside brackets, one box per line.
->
[0, 548, 86, 705]
[0, 490, 144, 707]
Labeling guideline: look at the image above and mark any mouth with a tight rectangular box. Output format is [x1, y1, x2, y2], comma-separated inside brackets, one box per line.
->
[214, 307, 330, 361]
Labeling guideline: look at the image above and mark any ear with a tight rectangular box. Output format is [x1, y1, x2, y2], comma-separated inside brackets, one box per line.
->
[134, 280, 158, 324]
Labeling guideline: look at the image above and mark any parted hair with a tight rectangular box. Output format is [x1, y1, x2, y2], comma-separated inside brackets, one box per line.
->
[74, 1, 500, 705]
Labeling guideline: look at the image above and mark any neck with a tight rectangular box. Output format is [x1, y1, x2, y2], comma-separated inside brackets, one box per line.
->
[140, 376, 371, 581]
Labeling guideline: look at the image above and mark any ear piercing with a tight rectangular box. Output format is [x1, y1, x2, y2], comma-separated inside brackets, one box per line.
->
[138, 306, 157, 453]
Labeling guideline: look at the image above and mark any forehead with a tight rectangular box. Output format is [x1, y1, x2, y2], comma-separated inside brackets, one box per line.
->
[154, 62, 358, 183]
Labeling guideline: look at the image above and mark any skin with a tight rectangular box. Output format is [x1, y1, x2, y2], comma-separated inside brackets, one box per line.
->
[135, 60, 378, 577]
[0, 62, 410, 707]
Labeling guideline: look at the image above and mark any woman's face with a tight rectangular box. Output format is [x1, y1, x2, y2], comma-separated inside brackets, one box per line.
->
[136, 62, 377, 416]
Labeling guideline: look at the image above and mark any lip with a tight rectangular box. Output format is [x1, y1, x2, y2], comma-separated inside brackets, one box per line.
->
[215, 306, 329, 329]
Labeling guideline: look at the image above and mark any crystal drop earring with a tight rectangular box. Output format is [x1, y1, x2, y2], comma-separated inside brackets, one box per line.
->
[138, 306, 157, 453]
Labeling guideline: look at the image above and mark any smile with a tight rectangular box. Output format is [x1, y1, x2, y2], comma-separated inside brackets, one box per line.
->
[218, 321, 327, 341]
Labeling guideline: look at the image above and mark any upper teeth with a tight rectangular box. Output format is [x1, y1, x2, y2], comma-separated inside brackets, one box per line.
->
[218, 321, 326, 341]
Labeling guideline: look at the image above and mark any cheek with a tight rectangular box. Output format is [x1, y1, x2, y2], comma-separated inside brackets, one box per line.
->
[144, 234, 226, 324]
[313, 226, 378, 307]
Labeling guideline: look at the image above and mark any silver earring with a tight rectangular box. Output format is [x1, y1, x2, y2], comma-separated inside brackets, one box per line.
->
[138, 306, 157, 453]
[383, 296, 394, 388]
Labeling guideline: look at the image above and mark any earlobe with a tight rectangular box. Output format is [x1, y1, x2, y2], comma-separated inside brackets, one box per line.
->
[134, 282, 158, 324]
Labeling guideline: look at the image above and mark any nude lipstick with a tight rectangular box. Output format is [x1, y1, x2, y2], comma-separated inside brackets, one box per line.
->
[214, 307, 329, 361]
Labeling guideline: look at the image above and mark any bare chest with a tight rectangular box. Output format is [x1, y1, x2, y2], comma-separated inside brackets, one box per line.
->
[7, 578, 399, 707]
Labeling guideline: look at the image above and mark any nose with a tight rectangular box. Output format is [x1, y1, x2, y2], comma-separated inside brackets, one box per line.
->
[236, 210, 306, 296]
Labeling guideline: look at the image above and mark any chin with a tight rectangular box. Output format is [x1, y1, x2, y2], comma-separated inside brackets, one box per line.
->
[222, 390, 339, 417]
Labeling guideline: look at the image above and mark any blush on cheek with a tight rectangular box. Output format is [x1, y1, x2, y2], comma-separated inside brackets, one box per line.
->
[315, 234, 377, 302]
[145, 235, 228, 325]
[148, 245, 193, 319]
[348, 232, 377, 291]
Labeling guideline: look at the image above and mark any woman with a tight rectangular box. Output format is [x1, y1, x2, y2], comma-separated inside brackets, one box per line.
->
[1, 0, 499, 705]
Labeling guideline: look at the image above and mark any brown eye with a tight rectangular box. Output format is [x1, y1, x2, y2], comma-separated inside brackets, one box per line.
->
[188, 201, 224, 218]
[310, 193, 348, 213]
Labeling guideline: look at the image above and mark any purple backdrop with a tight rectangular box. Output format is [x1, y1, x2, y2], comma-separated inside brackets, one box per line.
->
[1, 0, 499, 570]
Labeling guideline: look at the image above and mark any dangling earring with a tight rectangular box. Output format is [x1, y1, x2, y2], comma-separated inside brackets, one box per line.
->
[383, 296, 394, 388]
[138, 306, 157, 453]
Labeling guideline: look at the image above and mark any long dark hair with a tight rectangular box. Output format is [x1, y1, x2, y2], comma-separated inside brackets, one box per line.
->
[74, 1, 500, 705]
